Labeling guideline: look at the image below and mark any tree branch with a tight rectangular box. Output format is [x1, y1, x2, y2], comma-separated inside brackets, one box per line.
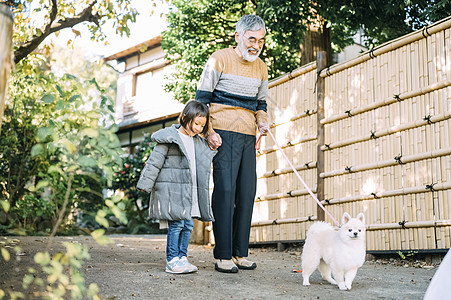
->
[47, 174, 74, 251]
[14, 0, 100, 64]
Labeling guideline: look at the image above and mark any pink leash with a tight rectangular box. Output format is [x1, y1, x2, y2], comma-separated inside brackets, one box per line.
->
[257, 131, 341, 227]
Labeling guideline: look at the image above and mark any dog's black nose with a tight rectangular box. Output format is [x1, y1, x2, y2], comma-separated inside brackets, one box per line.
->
[353, 232, 358, 237]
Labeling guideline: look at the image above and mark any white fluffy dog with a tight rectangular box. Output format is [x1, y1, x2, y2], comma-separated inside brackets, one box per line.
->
[301, 212, 366, 290]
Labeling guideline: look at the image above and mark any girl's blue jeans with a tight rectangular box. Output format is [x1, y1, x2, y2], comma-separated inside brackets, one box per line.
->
[166, 219, 194, 262]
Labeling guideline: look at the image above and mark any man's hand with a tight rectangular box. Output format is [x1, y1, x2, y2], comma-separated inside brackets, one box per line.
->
[207, 132, 222, 150]
[258, 122, 269, 136]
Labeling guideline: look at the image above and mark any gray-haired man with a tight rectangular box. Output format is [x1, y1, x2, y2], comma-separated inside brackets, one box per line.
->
[195, 14, 269, 273]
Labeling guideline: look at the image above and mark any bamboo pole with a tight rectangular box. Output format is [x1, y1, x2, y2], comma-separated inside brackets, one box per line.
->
[321, 147, 451, 178]
[268, 62, 316, 88]
[270, 109, 317, 128]
[321, 79, 451, 125]
[321, 181, 451, 205]
[257, 187, 317, 202]
[366, 219, 451, 231]
[251, 216, 318, 227]
[320, 111, 451, 151]
[319, 16, 451, 78]
[260, 161, 317, 179]
[257, 134, 317, 155]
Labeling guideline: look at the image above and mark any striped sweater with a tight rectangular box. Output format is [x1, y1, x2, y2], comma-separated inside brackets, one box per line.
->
[195, 47, 268, 136]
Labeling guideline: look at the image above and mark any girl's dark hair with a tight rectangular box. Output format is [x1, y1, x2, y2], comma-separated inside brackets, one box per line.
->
[179, 101, 210, 135]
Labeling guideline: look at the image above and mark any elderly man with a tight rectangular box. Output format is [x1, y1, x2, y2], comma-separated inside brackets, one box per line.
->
[195, 14, 269, 273]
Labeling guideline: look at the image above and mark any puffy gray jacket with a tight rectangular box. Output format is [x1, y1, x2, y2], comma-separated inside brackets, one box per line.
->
[137, 124, 216, 222]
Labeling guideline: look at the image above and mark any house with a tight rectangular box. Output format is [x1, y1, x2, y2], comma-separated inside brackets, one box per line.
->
[104, 36, 211, 243]
[333, 29, 367, 63]
[104, 31, 367, 153]
[104, 35, 184, 153]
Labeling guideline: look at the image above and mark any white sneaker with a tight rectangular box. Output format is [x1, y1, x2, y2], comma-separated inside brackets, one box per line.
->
[232, 256, 257, 270]
[165, 257, 190, 274]
[215, 259, 238, 273]
[179, 256, 198, 273]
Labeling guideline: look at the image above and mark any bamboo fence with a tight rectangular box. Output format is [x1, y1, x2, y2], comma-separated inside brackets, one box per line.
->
[251, 16, 451, 252]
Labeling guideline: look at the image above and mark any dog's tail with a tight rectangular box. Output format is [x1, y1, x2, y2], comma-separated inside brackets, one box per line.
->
[306, 221, 334, 237]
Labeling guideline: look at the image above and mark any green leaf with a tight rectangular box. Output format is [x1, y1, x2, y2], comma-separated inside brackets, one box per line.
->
[78, 156, 97, 167]
[82, 128, 99, 138]
[98, 136, 110, 147]
[111, 195, 122, 203]
[1, 247, 10, 262]
[111, 206, 126, 223]
[48, 165, 64, 175]
[97, 210, 107, 218]
[91, 229, 105, 240]
[31, 144, 44, 157]
[89, 78, 102, 91]
[66, 165, 79, 173]
[95, 215, 109, 228]
[47, 142, 56, 154]
[100, 95, 108, 106]
[109, 124, 119, 133]
[56, 85, 65, 97]
[35, 180, 49, 190]
[87, 111, 100, 119]
[41, 94, 55, 103]
[91, 230, 111, 245]
[22, 274, 34, 289]
[62, 139, 76, 154]
[1, 201, 10, 213]
[36, 127, 52, 142]
[34, 252, 51, 266]
[63, 73, 77, 80]
[55, 100, 66, 110]
[68, 94, 81, 102]
[87, 283, 99, 297]
[117, 202, 125, 210]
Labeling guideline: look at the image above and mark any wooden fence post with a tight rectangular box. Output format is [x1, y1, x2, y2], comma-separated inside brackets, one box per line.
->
[0, 4, 14, 135]
[316, 51, 327, 222]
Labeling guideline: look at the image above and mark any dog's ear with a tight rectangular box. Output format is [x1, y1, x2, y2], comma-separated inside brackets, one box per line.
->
[342, 212, 351, 224]
[357, 212, 365, 224]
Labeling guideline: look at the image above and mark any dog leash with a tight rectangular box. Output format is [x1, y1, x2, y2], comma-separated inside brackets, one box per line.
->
[257, 130, 340, 227]
[255, 134, 263, 150]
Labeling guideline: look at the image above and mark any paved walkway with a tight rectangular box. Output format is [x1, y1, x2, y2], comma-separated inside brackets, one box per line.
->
[0, 235, 438, 299]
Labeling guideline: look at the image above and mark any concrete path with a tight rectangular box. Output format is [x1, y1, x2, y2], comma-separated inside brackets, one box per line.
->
[0, 235, 438, 299]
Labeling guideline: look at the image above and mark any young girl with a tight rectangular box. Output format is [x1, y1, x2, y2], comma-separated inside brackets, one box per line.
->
[137, 101, 218, 274]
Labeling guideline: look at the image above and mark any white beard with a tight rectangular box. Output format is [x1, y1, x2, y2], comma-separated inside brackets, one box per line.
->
[237, 40, 261, 62]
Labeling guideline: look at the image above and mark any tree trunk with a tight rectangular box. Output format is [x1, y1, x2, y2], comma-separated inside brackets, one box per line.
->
[0, 4, 14, 135]
[300, 21, 332, 67]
